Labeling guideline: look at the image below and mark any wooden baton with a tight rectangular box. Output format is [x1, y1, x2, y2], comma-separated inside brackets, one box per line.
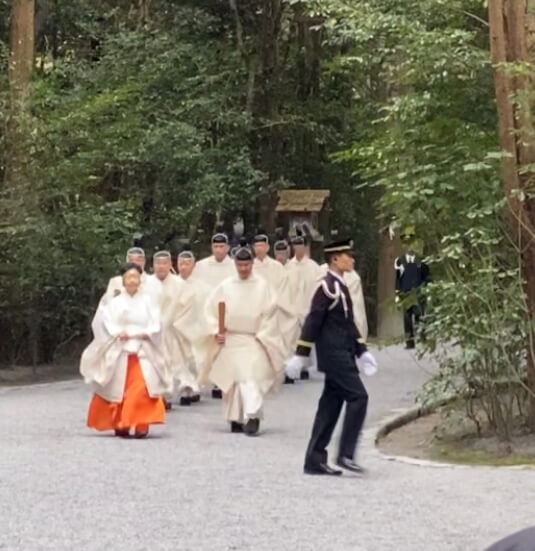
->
[218, 301, 226, 336]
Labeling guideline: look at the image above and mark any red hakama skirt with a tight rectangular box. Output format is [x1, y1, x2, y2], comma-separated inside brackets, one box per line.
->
[87, 353, 165, 432]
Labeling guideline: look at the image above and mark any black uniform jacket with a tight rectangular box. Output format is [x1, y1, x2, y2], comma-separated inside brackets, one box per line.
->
[296, 271, 367, 374]
[395, 253, 430, 294]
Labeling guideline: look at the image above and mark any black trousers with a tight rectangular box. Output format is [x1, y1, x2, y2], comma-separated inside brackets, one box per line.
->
[403, 303, 423, 346]
[304, 367, 368, 468]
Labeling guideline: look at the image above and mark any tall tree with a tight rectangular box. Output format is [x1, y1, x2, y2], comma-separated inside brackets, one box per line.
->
[488, 0, 535, 427]
[4, 0, 34, 189]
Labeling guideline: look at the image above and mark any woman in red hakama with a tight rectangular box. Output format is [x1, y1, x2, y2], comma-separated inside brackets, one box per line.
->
[81, 263, 169, 439]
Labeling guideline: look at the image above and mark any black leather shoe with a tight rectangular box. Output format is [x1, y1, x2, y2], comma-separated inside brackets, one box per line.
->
[179, 396, 192, 406]
[211, 388, 223, 399]
[336, 457, 365, 474]
[284, 375, 295, 384]
[300, 369, 310, 380]
[405, 340, 415, 350]
[243, 418, 260, 436]
[230, 422, 244, 433]
[304, 463, 342, 476]
[190, 394, 201, 403]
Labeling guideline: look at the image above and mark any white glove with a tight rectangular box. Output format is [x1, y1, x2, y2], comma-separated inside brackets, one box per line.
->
[357, 351, 378, 377]
[285, 355, 310, 380]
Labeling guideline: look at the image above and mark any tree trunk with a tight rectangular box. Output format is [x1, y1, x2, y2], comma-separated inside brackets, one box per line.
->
[376, 228, 403, 339]
[254, 0, 284, 233]
[4, 0, 34, 190]
[488, 0, 535, 427]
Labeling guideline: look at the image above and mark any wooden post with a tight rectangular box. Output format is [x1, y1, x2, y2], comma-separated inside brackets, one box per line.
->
[376, 227, 403, 339]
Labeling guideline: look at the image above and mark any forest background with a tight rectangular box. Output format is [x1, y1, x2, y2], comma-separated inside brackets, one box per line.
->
[2, 0, 535, 440]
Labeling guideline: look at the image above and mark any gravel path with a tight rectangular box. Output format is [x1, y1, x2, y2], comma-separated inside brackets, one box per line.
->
[1, 344, 534, 551]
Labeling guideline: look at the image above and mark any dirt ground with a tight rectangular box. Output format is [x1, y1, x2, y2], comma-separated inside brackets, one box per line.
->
[379, 412, 440, 460]
[378, 411, 535, 466]
[0, 364, 78, 387]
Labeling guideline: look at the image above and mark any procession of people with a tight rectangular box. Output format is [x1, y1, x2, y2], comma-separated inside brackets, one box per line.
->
[80, 226, 376, 474]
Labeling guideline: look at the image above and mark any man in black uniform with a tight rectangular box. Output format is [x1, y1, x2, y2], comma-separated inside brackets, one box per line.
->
[287, 239, 378, 476]
[395, 226, 430, 349]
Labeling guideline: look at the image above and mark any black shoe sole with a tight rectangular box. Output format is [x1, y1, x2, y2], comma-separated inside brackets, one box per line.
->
[230, 423, 244, 433]
[304, 467, 342, 476]
[243, 419, 260, 436]
[336, 460, 365, 474]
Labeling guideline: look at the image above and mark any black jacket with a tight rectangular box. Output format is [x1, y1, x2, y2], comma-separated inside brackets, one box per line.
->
[296, 271, 367, 374]
[395, 253, 430, 294]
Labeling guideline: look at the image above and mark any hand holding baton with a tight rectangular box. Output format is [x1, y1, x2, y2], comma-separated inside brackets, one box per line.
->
[216, 301, 226, 344]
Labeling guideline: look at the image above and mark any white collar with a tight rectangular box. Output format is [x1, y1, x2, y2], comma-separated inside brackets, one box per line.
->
[255, 256, 269, 264]
[211, 255, 231, 264]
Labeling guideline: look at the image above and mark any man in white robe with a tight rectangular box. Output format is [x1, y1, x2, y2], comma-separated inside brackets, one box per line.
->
[193, 231, 235, 289]
[193, 231, 235, 398]
[319, 264, 368, 341]
[102, 247, 160, 304]
[176, 245, 212, 404]
[252, 231, 298, 362]
[274, 239, 290, 266]
[148, 251, 194, 408]
[285, 232, 323, 379]
[200, 242, 285, 436]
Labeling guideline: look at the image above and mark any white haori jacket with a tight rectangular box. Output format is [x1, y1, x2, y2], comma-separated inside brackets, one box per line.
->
[192, 254, 235, 289]
[199, 274, 285, 394]
[147, 274, 195, 382]
[80, 290, 170, 403]
[320, 264, 368, 341]
[285, 255, 323, 326]
[253, 256, 298, 358]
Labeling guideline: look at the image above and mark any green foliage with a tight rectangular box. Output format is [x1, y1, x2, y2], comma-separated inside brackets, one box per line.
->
[2, 0, 524, 425]
[324, 0, 533, 438]
[1, 0, 381, 363]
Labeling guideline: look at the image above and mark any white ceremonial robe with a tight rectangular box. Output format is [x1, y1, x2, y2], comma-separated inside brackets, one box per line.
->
[200, 274, 285, 422]
[320, 264, 368, 341]
[101, 272, 161, 306]
[80, 290, 170, 402]
[285, 255, 323, 329]
[192, 254, 235, 289]
[253, 256, 298, 358]
[147, 274, 195, 395]
[177, 275, 213, 392]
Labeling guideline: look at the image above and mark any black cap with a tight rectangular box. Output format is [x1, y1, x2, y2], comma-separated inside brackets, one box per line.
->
[324, 239, 354, 254]
[253, 228, 269, 244]
[178, 243, 195, 260]
[274, 240, 288, 251]
[291, 225, 305, 246]
[212, 233, 228, 244]
[234, 237, 254, 261]
[153, 250, 171, 260]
